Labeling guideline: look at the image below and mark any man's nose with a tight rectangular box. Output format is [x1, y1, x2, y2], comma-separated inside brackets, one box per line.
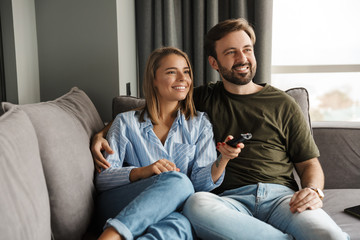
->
[236, 51, 247, 64]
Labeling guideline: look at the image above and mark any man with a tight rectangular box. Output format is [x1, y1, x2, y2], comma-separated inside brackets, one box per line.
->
[91, 18, 348, 239]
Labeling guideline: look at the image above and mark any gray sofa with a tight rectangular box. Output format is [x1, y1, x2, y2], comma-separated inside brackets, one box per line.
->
[0, 87, 359, 239]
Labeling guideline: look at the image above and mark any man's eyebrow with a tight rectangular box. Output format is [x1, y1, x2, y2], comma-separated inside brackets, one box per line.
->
[222, 47, 236, 54]
[244, 44, 254, 49]
[222, 45, 254, 54]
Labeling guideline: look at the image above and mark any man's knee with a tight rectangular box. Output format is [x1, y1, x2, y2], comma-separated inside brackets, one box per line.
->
[183, 192, 216, 219]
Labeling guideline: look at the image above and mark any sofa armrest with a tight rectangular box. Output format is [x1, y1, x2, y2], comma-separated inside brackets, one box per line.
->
[312, 121, 360, 189]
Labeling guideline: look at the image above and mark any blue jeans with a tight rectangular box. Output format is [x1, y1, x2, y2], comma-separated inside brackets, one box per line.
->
[97, 171, 195, 240]
[183, 183, 349, 240]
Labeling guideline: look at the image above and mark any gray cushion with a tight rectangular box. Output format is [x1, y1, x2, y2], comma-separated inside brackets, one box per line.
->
[285, 87, 312, 129]
[323, 189, 360, 239]
[0, 107, 51, 239]
[112, 95, 145, 118]
[2, 87, 104, 240]
[312, 121, 360, 189]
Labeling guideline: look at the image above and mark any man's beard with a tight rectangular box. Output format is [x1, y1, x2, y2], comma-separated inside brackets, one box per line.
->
[217, 61, 256, 86]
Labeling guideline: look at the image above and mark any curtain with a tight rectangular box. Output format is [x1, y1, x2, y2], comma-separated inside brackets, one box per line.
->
[135, 0, 273, 96]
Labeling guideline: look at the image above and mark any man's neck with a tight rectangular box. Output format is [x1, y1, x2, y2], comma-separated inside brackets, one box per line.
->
[223, 80, 263, 95]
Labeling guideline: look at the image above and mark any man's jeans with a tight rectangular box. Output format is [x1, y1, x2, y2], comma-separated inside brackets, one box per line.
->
[183, 183, 349, 240]
[97, 171, 195, 240]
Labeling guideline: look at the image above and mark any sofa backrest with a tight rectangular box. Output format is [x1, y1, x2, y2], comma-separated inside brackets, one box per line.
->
[312, 121, 360, 189]
[2, 87, 104, 240]
[0, 107, 51, 240]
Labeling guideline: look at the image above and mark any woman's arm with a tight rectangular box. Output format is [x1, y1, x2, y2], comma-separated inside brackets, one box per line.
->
[190, 115, 241, 192]
[211, 136, 242, 182]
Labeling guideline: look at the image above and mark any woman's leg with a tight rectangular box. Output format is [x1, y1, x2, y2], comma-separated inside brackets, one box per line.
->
[138, 212, 193, 240]
[97, 171, 194, 239]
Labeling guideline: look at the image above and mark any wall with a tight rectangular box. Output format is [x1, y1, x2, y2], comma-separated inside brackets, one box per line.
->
[1, 0, 137, 122]
[117, 0, 137, 97]
[13, 0, 40, 104]
[35, 0, 120, 122]
[0, 0, 40, 104]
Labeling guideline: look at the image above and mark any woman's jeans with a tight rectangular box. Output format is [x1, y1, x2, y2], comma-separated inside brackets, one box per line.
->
[97, 171, 195, 240]
[183, 183, 349, 240]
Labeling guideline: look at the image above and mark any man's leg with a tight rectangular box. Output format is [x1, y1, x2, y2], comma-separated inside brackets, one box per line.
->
[267, 194, 350, 240]
[183, 191, 292, 240]
[97, 171, 195, 239]
[138, 212, 194, 240]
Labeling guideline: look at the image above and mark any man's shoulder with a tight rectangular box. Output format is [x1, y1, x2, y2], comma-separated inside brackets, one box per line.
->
[263, 84, 296, 103]
[194, 81, 223, 94]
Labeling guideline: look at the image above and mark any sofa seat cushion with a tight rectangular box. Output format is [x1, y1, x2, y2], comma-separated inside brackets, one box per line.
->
[2, 87, 104, 240]
[323, 189, 360, 239]
[0, 107, 51, 239]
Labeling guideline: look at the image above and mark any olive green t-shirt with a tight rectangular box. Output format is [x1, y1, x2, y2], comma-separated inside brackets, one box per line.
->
[193, 82, 320, 193]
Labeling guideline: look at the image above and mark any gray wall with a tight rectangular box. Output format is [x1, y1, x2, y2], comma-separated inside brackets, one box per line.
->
[1, 0, 19, 104]
[35, 0, 120, 122]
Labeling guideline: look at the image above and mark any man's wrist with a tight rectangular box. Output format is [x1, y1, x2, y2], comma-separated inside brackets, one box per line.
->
[308, 187, 325, 200]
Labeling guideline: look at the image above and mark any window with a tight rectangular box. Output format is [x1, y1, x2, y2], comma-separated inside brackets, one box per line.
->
[271, 0, 360, 121]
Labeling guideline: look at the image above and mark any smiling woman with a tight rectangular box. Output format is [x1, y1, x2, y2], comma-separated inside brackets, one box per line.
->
[95, 46, 241, 240]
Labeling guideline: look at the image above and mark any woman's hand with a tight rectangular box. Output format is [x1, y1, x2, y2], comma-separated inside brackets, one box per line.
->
[130, 159, 179, 182]
[217, 135, 243, 162]
[211, 135, 243, 182]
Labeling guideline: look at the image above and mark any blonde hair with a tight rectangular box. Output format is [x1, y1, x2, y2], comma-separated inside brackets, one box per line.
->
[140, 47, 196, 124]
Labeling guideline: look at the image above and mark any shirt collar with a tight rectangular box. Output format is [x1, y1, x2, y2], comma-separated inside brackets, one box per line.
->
[139, 109, 183, 131]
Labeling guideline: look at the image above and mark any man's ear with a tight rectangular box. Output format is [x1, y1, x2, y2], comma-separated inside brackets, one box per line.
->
[208, 56, 219, 71]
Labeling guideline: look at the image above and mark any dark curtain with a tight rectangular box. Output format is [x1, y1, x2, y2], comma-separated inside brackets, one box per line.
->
[135, 0, 273, 96]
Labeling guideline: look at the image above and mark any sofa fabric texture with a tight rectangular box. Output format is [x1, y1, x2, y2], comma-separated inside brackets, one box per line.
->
[0, 107, 51, 239]
[2, 87, 104, 240]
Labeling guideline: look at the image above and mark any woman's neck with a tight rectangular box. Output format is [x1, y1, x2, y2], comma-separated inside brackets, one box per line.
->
[153, 101, 179, 145]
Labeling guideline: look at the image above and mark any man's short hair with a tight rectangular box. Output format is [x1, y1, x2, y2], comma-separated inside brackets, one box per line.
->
[204, 18, 256, 59]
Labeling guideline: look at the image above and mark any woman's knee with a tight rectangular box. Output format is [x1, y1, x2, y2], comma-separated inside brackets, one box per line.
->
[160, 171, 194, 197]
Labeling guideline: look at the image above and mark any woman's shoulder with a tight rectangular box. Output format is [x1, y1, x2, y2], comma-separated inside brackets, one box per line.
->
[114, 110, 140, 124]
[187, 111, 212, 129]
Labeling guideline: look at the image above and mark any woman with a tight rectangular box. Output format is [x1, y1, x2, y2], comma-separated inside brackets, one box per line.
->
[96, 47, 242, 240]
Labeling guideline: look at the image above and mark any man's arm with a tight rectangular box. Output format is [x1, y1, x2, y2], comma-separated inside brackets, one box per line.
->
[289, 158, 325, 213]
[91, 120, 113, 172]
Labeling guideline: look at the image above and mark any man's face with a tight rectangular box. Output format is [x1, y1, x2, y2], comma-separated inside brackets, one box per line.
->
[211, 30, 257, 85]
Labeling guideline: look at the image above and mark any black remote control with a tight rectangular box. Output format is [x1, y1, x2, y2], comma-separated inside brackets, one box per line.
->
[226, 133, 252, 147]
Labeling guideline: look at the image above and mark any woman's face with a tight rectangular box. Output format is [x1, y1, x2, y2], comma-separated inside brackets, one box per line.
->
[154, 54, 192, 104]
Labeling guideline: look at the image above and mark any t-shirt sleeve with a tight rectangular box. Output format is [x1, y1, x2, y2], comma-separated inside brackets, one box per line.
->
[286, 101, 320, 163]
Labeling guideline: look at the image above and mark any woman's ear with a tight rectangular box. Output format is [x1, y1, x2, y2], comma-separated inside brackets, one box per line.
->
[208, 56, 219, 72]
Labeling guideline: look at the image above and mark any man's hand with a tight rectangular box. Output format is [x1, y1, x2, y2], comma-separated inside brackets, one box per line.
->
[91, 133, 113, 173]
[289, 187, 323, 213]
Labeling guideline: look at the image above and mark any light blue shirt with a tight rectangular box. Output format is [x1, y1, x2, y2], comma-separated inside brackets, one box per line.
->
[96, 110, 223, 192]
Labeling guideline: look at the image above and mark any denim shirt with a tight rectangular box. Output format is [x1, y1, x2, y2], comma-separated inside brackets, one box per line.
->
[96, 110, 223, 192]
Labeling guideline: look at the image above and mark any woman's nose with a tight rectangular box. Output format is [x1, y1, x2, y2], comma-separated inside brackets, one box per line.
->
[177, 72, 186, 81]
